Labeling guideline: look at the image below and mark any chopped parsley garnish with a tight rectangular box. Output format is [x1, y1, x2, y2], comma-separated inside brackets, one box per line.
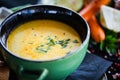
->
[73, 40, 79, 43]
[35, 36, 79, 53]
[55, 39, 71, 48]
[40, 44, 46, 47]
[36, 45, 50, 53]
[36, 46, 48, 53]
[48, 37, 55, 46]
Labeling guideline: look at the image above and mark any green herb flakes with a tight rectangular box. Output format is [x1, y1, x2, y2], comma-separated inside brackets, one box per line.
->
[56, 39, 71, 48]
[35, 36, 76, 53]
[40, 44, 46, 47]
[48, 38, 55, 46]
[73, 40, 79, 43]
[35, 45, 50, 53]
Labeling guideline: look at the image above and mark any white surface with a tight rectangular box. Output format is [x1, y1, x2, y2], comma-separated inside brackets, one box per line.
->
[100, 5, 120, 32]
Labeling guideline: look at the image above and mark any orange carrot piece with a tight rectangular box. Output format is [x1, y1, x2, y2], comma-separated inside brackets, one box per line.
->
[84, 0, 91, 7]
[78, 0, 110, 42]
[88, 16, 105, 42]
[79, 0, 111, 21]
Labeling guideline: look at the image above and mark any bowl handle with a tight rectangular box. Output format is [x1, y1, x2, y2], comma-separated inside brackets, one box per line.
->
[17, 66, 48, 80]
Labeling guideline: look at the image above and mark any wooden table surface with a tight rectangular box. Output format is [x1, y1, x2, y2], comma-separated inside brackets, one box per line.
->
[0, 66, 9, 80]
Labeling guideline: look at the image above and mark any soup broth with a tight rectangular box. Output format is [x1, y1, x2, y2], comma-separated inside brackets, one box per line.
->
[7, 20, 81, 61]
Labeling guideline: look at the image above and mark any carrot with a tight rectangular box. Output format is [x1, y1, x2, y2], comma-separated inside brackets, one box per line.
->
[84, 0, 91, 7]
[78, 0, 110, 42]
[79, 0, 111, 21]
[88, 16, 105, 42]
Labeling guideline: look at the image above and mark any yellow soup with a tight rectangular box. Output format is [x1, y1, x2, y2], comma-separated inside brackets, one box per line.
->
[7, 20, 81, 61]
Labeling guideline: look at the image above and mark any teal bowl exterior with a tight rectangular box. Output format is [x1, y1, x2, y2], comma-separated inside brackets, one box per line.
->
[0, 5, 90, 80]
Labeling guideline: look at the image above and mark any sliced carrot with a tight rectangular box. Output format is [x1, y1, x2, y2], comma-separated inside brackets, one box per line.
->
[78, 0, 110, 42]
[88, 16, 105, 42]
[79, 0, 111, 21]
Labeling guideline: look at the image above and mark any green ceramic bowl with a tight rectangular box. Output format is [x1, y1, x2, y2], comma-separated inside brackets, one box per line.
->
[0, 5, 90, 80]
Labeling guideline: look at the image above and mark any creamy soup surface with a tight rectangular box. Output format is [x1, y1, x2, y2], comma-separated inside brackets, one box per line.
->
[7, 20, 81, 61]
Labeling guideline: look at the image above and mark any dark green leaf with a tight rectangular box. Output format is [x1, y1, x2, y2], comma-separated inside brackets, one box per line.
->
[99, 29, 118, 55]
